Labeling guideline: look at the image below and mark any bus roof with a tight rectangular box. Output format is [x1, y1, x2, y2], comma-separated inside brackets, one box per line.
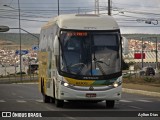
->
[41, 14, 119, 30]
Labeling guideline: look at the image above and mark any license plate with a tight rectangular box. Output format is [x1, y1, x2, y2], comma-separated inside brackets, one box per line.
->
[86, 93, 96, 97]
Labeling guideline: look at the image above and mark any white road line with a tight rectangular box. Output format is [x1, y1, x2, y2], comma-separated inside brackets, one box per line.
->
[45, 106, 55, 111]
[18, 96, 24, 98]
[0, 100, 5, 102]
[129, 106, 142, 110]
[35, 99, 43, 103]
[136, 100, 152, 102]
[119, 100, 132, 103]
[16, 100, 26, 103]
[12, 82, 38, 84]
[62, 115, 76, 120]
[12, 93, 16, 95]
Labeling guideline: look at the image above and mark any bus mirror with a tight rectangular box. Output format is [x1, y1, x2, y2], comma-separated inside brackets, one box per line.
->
[122, 36, 129, 55]
[54, 35, 59, 55]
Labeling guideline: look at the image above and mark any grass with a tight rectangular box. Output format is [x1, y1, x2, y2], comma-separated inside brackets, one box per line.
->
[122, 83, 160, 93]
[123, 77, 160, 93]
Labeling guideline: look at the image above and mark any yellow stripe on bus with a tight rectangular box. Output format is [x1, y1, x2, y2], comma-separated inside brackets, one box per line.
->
[65, 77, 95, 86]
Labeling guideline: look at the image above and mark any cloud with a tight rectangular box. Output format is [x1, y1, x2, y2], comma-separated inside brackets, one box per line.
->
[0, 0, 159, 34]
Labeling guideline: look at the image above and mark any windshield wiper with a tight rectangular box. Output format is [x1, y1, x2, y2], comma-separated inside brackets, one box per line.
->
[92, 51, 107, 75]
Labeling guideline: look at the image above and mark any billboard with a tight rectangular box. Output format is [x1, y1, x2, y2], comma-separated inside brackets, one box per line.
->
[134, 53, 145, 59]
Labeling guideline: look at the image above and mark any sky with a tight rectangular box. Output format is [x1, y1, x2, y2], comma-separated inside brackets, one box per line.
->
[0, 0, 160, 34]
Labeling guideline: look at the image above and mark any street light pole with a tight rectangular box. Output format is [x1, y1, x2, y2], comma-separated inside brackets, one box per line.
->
[3, 0, 22, 80]
[18, 0, 22, 81]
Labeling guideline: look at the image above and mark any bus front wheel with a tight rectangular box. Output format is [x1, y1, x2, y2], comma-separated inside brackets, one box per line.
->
[106, 100, 115, 108]
[55, 99, 64, 107]
[43, 94, 50, 103]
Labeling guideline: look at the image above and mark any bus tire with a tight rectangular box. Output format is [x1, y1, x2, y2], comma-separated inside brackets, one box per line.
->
[106, 100, 115, 108]
[43, 94, 50, 103]
[41, 78, 45, 94]
[55, 99, 64, 107]
[51, 80, 55, 103]
[50, 98, 55, 103]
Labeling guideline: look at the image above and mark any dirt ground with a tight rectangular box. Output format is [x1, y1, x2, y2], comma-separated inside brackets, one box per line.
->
[123, 77, 160, 93]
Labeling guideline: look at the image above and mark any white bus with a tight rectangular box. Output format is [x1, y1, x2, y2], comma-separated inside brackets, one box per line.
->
[39, 14, 128, 108]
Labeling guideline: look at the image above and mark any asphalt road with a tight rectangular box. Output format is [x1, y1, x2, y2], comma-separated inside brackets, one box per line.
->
[0, 83, 159, 120]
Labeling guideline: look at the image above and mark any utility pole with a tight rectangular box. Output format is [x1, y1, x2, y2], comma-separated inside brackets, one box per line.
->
[108, 0, 111, 15]
[150, 37, 158, 72]
[58, 0, 59, 15]
[141, 38, 144, 69]
[154, 37, 158, 71]
[95, 0, 99, 14]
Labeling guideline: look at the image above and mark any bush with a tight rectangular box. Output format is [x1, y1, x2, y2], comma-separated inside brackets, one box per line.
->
[143, 77, 155, 83]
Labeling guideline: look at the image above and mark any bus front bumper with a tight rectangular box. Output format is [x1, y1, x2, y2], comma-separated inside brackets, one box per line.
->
[57, 85, 122, 101]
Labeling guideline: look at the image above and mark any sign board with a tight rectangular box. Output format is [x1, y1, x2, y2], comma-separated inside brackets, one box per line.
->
[32, 45, 39, 51]
[134, 53, 145, 59]
[15, 50, 29, 55]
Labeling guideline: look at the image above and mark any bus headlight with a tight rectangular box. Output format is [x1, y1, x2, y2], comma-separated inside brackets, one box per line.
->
[113, 77, 122, 88]
[64, 82, 69, 87]
[61, 81, 70, 87]
[113, 82, 119, 88]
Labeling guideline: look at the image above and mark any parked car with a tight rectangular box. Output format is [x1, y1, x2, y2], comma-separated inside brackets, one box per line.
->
[140, 67, 155, 76]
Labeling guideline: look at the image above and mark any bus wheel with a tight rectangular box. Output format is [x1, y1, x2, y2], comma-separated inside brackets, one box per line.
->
[51, 81, 55, 104]
[55, 99, 64, 107]
[106, 100, 115, 108]
[43, 94, 50, 103]
[50, 97, 55, 103]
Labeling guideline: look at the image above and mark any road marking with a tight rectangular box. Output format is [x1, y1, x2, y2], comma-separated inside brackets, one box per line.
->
[0, 100, 5, 102]
[119, 100, 132, 103]
[136, 100, 152, 102]
[62, 114, 76, 120]
[129, 106, 142, 110]
[13, 82, 38, 84]
[45, 106, 55, 111]
[35, 99, 43, 103]
[16, 100, 26, 103]
[12, 93, 16, 95]
[18, 96, 24, 98]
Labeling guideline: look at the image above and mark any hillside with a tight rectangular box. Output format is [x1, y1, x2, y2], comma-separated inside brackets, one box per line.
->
[0, 33, 160, 46]
[0, 33, 39, 46]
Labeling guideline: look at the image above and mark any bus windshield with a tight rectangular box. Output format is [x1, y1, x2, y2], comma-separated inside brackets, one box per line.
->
[59, 30, 121, 79]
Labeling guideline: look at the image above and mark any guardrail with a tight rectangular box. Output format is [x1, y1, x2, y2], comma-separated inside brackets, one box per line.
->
[0, 74, 38, 84]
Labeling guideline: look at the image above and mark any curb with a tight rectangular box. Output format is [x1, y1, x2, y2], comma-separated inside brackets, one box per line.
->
[122, 88, 160, 98]
[12, 82, 38, 84]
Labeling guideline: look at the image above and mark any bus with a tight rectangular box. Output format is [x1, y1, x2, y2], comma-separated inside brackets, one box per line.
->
[38, 14, 128, 108]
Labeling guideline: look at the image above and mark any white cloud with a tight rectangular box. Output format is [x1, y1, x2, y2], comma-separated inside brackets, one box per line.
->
[0, 0, 159, 34]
